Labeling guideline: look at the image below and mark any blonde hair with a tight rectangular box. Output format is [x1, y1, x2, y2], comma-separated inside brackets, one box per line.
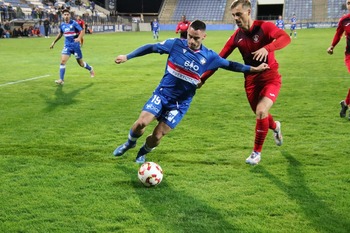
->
[231, 0, 251, 9]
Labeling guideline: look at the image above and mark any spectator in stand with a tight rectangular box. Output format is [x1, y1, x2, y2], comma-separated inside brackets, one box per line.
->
[90, 1, 95, 13]
[4, 21, 11, 38]
[43, 17, 51, 38]
[0, 23, 3, 38]
[17, 26, 23, 37]
[16, 4, 24, 19]
[28, 26, 34, 37]
[7, 3, 13, 20]
[23, 26, 29, 37]
[175, 15, 190, 39]
[0, 4, 5, 22]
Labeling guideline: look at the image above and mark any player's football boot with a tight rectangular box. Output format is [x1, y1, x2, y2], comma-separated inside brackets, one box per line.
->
[90, 67, 95, 78]
[340, 100, 348, 118]
[55, 79, 64, 85]
[135, 154, 146, 164]
[245, 151, 261, 165]
[113, 142, 136, 156]
[273, 121, 283, 146]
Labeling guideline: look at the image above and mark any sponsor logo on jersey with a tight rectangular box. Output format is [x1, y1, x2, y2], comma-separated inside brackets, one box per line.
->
[253, 35, 259, 43]
[145, 104, 161, 113]
[184, 60, 199, 71]
[167, 61, 200, 85]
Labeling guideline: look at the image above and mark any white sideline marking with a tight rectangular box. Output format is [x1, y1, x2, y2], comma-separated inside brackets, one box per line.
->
[0, 75, 51, 87]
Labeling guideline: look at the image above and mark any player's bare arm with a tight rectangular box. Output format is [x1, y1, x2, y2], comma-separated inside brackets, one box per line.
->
[115, 55, 128, 64]
[250, 63, 270, 72]
[327, 46, 334, 55]
[50, 33, 63, 49]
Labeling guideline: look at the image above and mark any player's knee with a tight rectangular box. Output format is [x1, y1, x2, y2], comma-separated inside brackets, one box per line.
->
[255, 109, 268, 119]
[134, 119, 148, 130]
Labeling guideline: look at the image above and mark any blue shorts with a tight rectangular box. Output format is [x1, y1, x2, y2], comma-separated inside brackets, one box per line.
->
[142, 91, 191, 129]
[290, 24, 296, 30]
[61, 43, 83, 59]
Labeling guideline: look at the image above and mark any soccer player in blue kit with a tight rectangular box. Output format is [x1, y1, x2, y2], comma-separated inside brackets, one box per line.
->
[276, 15, 284, 30]
[151, 18, 160, 40]
[290, 14, 297, 38]
[113, 20, 269, 163]
[50, 9, 94, 85]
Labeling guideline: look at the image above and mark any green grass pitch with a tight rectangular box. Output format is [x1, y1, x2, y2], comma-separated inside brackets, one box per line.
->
[0, 28, 349, 232]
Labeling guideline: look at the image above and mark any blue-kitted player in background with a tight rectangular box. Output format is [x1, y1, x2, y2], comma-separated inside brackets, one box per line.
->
[112, 20, 269, 164]
[50, 8, 94, 85]
[151, 18, 160, 40]
[276, 15, 285, 29]
[290, 14, 297, 38]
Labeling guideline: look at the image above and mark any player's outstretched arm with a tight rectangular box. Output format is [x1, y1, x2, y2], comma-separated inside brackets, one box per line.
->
[327, 46, 334, 55]
[50, 33, 62, 49]
[115, 55, 127, 64]
[250, 63, 270, 72]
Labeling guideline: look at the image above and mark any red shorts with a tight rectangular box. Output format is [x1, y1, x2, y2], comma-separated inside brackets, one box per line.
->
[345, 54, 350, 73]
[244, 69, 281, 112]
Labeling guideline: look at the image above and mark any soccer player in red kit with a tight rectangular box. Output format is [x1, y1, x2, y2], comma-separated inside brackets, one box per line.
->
[175, 15, 191, 39]
[201, 0, 291, 165]
[76, 15, 85, 46]
[327, 0, 350, 119]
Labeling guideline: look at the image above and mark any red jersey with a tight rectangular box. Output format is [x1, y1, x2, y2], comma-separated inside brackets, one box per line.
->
[76, 19, 85, 31]
[331, 13, 350, 54]
[175, 20, 191, 38]
[201, 20, 290, 83]
[220, 21, 289, 70]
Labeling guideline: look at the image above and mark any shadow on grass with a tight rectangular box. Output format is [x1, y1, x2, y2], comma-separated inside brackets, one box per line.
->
[253, 151, 350, 232]
[41, 83, 93, 112]
[117, 164, 242, 232]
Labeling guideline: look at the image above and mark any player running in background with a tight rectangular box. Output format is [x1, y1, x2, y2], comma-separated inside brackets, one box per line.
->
[113, 20, 269, 164]
[327, 0, 350, 119]
[201, 0, 291, 165]
[76, 15, 86, 46]
[151, 18, 160, 40]
[290, 14, 297, 38]
[50, 9, 94, 85]
[276, 15, 285, 30]
[175, 15, 191, 39]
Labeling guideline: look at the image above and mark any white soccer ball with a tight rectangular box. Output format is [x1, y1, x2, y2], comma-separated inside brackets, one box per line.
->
[138, 162, 163, 187]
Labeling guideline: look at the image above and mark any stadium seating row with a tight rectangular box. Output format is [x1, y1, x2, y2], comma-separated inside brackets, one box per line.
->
[172, 0, 227, 21]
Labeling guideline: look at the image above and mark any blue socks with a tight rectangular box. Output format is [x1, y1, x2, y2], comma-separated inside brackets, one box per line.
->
[59, 64, 66, 81]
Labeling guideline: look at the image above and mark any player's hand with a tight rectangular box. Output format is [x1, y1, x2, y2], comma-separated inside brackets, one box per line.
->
[251, 63, 270, 72]
[252, 47, 268, 62]
[115, 55, 127, 64]
[74, 38, 82, 43]
[327, 46, 334, 55]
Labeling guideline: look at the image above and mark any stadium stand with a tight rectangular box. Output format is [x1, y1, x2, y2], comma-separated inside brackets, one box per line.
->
[284, 0, 312, 21]
[327, 0, 346, 19]
[172, 0, 227, 21]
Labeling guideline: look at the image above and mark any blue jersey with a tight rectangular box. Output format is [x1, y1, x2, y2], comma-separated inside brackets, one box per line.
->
[60, 20, 82, 46]
[133, 38, 244, 101]
[151, 21, 159, 32]
[125, 38, 250, 128]
[291, 16, 297, 25]
[276, 19, 284, 29]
